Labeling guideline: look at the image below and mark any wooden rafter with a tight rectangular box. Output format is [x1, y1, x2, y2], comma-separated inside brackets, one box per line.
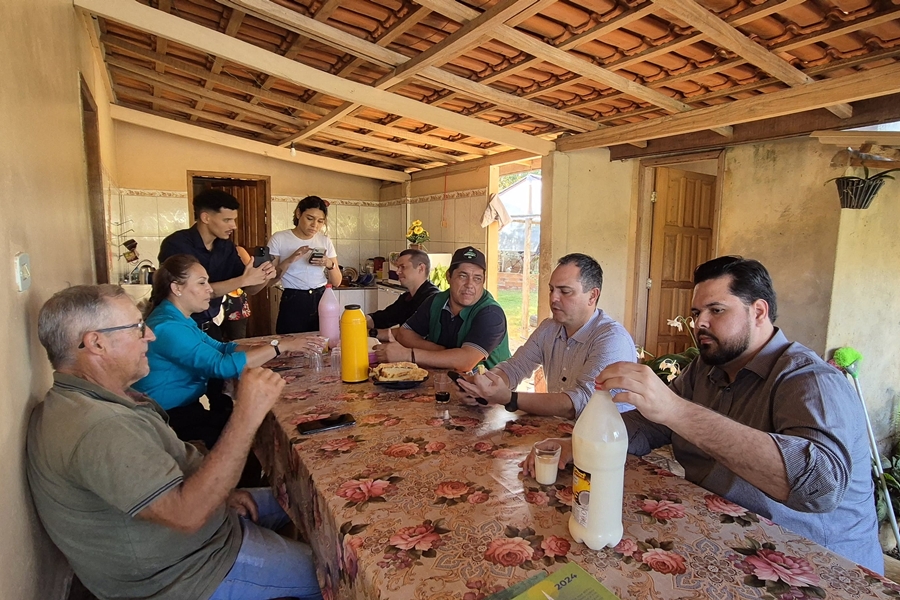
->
[77, 0, 556, 155]
[225, 0, 598, 140]
[557, 62, 900, 151]
[650, 0, 852, 119]
[110, 104, 409, 181]
[416, 0, 733, 138]
[192, 8, 245, 120]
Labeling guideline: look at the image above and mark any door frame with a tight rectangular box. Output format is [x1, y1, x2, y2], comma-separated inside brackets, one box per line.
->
[630, 150, 725, 346]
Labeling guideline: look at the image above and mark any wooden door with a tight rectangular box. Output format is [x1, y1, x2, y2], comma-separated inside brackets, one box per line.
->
[645, 167, 716, 357]
[190, 174, 273, 338]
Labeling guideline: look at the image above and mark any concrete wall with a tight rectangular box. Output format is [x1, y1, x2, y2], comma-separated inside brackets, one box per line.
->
[115, 122, 383, 200]
[826, 177, 900, 446]
[0, 1, 118, 597]
[718, 139, 842, 354]
[540, 149, 637, 325]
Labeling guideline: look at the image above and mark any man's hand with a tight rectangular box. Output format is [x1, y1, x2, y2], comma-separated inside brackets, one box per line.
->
[227, 489, 259, 522]
[234, 367, 286, 423]
[373, 342, 412, 364]
[596, 362, 684, 425]
[521, 438, 573, 479]
[242, 260, 275, 287]
[457, 371, 510, 406]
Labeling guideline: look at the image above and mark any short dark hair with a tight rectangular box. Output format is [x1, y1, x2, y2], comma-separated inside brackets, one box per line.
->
[398, 249, 431, 275]
[150, 254, 201, 312]
[293, 195, 329, 226]
[557, 253, 603, 294]
[193, 189, 240, 220]
[693, 256, 777, 323]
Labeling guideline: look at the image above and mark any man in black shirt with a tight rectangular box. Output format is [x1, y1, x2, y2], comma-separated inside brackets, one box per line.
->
[366, 249, 439, 342]
[159, 190, 274, 332]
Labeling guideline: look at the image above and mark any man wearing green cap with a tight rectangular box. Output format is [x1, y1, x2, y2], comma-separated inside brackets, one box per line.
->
[373, 246, 510, 372]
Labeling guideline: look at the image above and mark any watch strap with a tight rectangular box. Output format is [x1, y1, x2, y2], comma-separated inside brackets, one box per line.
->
[504, 391, 519, 412]
[271, 340, 281, 356]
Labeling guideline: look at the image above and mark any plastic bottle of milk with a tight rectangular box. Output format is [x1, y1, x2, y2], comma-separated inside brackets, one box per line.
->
[568, 388, 629, 550]
[318, 285, 341, 347]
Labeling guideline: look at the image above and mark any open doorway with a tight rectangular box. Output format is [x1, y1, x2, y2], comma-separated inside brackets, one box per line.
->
[187, 171, 273, 337]
[494, 168, 542, 353]
[632, 152, 723, 357]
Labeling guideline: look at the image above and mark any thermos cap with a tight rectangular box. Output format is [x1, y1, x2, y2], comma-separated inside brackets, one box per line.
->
[344, 304, 361, 310]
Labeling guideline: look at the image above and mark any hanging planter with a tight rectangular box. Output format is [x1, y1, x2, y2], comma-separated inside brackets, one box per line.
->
[826, 167, 900, 209]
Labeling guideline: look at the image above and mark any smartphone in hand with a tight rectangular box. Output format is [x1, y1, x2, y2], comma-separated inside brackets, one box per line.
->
[448, 371, 487, 405]
[308, 248, 326, 263]
[252, 246, 273, 267]
[296, 413, 355, 435]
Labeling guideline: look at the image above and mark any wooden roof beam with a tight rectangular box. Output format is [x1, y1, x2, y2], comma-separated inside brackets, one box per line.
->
[557, 62, 900, 151]
[111, 105, 410, 181]
[77, 0, 555, 155]
[193, 8, 245, 120]
[225, 0, 597, 138]
[650, 0, 851, 119]
[416, 0, 732, 139]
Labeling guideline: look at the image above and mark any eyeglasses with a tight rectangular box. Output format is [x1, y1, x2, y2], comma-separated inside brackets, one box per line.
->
[78, 321, 147, 348]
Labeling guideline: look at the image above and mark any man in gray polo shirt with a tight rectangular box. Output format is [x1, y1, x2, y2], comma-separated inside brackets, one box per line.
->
[27, 285, 323, 600]
[459, 253, 636, 419]
[552, 256, 880, 573]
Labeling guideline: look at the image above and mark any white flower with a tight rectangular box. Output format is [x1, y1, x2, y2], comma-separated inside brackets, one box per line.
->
[667, 318, 683, 332]
[659, 358, 681, 383]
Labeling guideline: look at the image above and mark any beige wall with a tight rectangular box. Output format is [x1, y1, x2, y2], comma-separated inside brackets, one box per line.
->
[826, 177, 900, 447]
[115, 122, 383, 200]
[718, 139, 841, 354]
[0, 1, 119, 597]
[540, 148, 637, 325]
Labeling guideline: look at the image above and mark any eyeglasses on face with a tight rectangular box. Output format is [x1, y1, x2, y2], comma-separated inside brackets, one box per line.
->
[78, 321, 147, 348]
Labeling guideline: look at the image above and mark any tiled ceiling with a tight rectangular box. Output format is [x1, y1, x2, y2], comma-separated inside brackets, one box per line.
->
[80, 0, 900, 176]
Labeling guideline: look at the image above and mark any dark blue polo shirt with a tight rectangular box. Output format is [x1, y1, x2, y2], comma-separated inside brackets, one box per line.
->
[159, 225, 244, 325]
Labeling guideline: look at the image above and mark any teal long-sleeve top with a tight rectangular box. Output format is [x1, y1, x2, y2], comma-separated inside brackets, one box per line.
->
[134, 299, 248, 410]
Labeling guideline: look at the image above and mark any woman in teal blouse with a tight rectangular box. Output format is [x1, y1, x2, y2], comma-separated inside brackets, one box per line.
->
[134, 254, 320, 447]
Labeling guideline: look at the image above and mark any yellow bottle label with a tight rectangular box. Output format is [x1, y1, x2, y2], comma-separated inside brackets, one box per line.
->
[572, 465, 591, 528]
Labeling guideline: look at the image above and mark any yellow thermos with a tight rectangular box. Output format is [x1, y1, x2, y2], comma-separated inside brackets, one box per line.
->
[340, 304, 368, 383]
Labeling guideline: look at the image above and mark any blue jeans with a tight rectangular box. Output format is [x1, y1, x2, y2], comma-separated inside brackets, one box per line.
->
[209, 488, 323, 600]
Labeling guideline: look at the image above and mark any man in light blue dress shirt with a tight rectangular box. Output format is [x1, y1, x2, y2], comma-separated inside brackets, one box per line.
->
[459, 253, 636, 419]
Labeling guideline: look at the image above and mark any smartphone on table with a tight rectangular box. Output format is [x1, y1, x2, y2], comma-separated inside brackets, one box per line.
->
[295, 413, 356, 435]
[308, 248, 326, 263]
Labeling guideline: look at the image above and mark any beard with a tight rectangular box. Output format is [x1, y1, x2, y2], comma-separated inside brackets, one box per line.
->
[697, 325, 751, 366]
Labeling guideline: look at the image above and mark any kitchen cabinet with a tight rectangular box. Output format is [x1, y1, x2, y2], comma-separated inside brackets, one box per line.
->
[334, 288, 377, 314]
[377, 285, 404, 311]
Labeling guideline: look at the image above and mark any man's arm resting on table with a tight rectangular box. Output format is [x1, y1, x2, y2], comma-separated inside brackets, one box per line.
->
[393, 327, 484, 371]
[137, 368, 283, 533]
[468, 369, 577, 418]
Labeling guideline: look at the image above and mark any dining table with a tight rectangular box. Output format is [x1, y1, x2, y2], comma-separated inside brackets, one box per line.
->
[251, 349, 899, 600]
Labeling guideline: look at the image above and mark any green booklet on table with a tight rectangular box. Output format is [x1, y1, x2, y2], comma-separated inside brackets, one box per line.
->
[486, 562, 620, 600]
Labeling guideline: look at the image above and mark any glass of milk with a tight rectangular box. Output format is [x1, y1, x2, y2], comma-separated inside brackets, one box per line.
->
[532, 440, 562, 485]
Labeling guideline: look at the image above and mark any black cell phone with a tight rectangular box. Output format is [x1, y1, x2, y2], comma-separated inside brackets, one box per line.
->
[296, 413, 356, 435]
[308, 248, 326, 263]
[447, 371, 487, 405]
[270, 365, 293, 372]
[252, 246, 273, 267]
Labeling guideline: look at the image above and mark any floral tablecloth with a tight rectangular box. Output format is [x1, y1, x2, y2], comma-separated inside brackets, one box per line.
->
[253, 361, 897, 600]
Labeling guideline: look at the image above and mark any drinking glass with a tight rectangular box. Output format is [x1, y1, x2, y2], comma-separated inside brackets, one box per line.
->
[532, 440, 562, 485]
[433, 374, 452, 420]
[330, 348, 342, 376]
[309, 351, 325, 373]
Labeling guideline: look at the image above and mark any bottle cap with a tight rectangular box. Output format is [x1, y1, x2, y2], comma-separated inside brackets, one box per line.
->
[344, 304, 361, 310]
[326, 283, 332, 288]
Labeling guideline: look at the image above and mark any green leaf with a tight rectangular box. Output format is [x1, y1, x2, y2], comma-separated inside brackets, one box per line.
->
[766, 581, 790, 595]
[521, 527, 536, 538]
[806, 585, 827, 599]
[348, 524, 368, 535]
[557, 556, 569, 564]
[660, 541, 674, 551]
[762, 542, 777, 551]
[421, 549, 436, 558]
[505, 525, 520, 538]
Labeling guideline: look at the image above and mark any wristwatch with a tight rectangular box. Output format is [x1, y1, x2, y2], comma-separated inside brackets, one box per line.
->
[368, 327, 378, 338]
[270, 339, 281, 356]
[504, 391, 519, 412]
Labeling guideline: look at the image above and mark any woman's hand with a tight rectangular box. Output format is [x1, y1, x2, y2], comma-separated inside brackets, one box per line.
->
[520, 437, 573, 479]
[278, 334, 326, 355]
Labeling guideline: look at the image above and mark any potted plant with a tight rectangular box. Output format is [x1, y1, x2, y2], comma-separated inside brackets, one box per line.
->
[406, 220, 430, 249]
[639, 315, 700, 383]
[825, 167, 900, 209]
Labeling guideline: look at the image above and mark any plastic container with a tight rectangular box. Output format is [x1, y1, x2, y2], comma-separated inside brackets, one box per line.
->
[568, 388, 629, 550]
[340, 304, 368, 383]
[318, 284, 341, 346]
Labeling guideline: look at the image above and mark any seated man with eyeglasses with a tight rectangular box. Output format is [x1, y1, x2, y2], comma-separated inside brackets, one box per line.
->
[26, 284, 323, 600]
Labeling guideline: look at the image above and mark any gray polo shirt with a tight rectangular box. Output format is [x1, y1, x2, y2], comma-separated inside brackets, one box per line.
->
[26, 373, 241, 600]
[496, 309, 637, 416]
[623, 329, 882, 573]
